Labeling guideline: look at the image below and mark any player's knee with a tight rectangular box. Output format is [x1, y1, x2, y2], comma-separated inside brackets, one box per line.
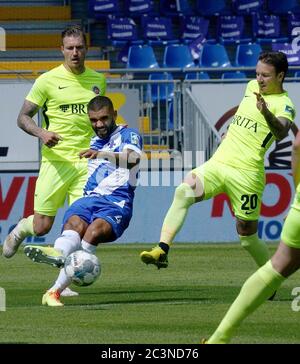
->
[33, 223, 52, 236]
[174, 183, 195, 206]
[64, 216, 87, 235]
[87, 221, 114, 244]
[33, 215, 54, 236]
[236, 219, 258, 237]
[183, 173, 204, 200]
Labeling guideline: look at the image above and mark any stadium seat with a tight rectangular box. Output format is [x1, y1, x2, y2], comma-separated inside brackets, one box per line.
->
[235, 43, 262, 67]
[188, 34, 209, 62]
[141, 15, 178, 46]
[272, 43, 300, 66]
[217, 15, 252, 44]
[106, 15, 143, 47]
[126, 45, 159, 68]
[252, 14, 289, 44]
[160, 0, 192, 17]
[125, 0, 156, 16]
[267, 0, 300, 15]
[199, 43, 231, 68]
[163, 44, 195, 68]
[179, 15, 209, 44]
[196, 0, 229, 16]
[147, 72, 174, 102]
[185, 71, 210, 80]
[288, 13, 300, 40]
[88, 0, 124, 19]
[232, 0, 264, 15]
[147, 72, 175, 132]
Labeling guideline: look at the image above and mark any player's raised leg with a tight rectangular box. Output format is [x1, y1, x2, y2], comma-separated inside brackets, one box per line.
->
[140, 172, 203, 268]
[3, 214, 54, 258]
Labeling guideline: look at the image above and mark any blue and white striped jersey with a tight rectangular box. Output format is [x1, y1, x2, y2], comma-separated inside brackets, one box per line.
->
[83, 125, 143, 206]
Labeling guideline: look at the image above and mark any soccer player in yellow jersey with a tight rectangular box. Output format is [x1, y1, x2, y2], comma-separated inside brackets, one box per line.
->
[140, 51, 296, 272]
[205, 131, 300, 343]
[2, 25, 106, 296]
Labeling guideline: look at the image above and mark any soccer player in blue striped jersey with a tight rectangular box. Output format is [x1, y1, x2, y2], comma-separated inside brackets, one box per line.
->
[24, 96, 143, 306]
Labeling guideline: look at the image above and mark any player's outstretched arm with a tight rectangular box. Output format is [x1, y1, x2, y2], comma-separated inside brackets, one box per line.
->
[80, 148, 140, 169]
[254, 92, 291, 140]
[79, 149, 98, 159]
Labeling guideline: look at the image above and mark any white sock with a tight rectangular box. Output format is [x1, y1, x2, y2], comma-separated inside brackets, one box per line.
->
[81, 239, 97, 254]
[49, 230, 81, 293]
[54, 230, 81, 257]
[49, 269, 72, 293]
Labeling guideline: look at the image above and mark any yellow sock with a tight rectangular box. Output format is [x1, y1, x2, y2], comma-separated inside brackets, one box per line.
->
[240, 233, 270, 267]
[160, 183, 195, 245]
[207, 261, 285, 343]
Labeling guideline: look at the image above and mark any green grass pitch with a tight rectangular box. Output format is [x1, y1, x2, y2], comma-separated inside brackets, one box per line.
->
[0, 243, 299, 344]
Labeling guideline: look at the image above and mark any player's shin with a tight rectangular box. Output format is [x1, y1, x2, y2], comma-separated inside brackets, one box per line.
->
[160, 183, 195, 245]
[49, 268, 72, 293]
[240, 233, 270, 267]
[207, 261, 285, 344]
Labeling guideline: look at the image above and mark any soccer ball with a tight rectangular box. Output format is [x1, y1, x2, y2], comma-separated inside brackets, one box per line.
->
[64, 250, 101, 287]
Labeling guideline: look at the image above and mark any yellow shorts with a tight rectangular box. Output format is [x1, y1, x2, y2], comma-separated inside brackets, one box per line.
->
[34, 160, 88, 216]
[192, 158, 265, 221]
[281, 190, 300, 249]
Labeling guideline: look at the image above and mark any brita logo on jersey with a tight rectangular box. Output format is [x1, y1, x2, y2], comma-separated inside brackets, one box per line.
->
[59, 104, 87, 114]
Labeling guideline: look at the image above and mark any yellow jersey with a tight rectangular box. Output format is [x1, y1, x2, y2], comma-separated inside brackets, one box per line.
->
[213, 80, 295, 171]
[26, 64, 106, 162]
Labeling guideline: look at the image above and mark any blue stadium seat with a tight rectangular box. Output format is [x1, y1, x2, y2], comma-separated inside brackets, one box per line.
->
[272, 43, 300, 66]
[179, 15, 209, 44]
[196, 0, 229, 16]
[199, 44, 231, 68]
[288, 13, 300, 40]
[294, 71, 300, 78]
[217, 15, 252, 44]
[106, 15, 143, 47]
[252, 14, 289, 44]
[125, 0, 156, 16]
[147, 72, 174, 102]
[147, 72, 175, 130]
[160, 0, 192, 16]
[163, 44, 195, 68]
[267, 0, 300, 15]
[126, 45, 159, 68]
[141, 15, 178, 46]
[185, 71, 210, 80]
[235, 43, 262, 67]
[232, 0, 264, 15]
[89, 0, 124, 19]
